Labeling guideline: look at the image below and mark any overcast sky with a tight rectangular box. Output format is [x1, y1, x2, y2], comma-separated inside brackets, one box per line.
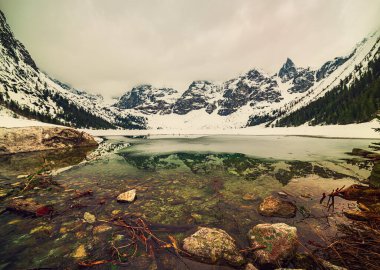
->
[1, 0, 380, 98]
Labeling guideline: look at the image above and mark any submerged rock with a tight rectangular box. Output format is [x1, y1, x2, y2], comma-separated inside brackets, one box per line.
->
[6, 198, 53, 216]
[243, 193, 256, 201]
[245, 263, 259, 270]
[0, 126, 98, 155]
[247, 223, 298, 267]
[258, 195, 297, 218]
[182, 227, 245, 266]
[117, 189, 136, 202]
[72, 244, 87, 259]
[83, 212, 96, 223]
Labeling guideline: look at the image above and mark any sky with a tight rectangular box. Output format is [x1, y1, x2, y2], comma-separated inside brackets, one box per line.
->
[1, 0, 380, 98]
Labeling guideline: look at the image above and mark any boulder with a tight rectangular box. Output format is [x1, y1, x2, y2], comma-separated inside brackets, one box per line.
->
[117, 189, 136, 203]
[258, 196, 297, 218]
[182, 227, 245, 266]
[0, 126, 98, 155]
[247, 223, 298, 267]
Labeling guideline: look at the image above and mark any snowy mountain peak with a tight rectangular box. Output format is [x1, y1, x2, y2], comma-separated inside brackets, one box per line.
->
[278, 58, 297, 82]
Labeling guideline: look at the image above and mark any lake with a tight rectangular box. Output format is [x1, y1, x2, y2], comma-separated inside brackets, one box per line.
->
[0, 135, 376, 269]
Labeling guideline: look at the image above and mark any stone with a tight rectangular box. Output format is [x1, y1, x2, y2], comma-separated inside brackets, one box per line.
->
[117, 189, 136, 202]
[0, 127, 98, 155]
[247, 223, 298, 267]
[83, 212, 96, 223]
[182, 227, 245, 266]
[30, 225, 53, 234]
[93, 224, 112, 234]
[243, 193, 256, 201]
[73, 244, 87, 258]
[258, 196, 297, 218]
[6, 198, 53, 216]
[245, 263, 259, 270]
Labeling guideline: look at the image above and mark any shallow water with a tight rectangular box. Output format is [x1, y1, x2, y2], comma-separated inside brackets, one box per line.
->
[0, 135, 377, 269]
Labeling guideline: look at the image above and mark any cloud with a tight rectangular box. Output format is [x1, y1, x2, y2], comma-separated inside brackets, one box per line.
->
[1, 0, 380, 98]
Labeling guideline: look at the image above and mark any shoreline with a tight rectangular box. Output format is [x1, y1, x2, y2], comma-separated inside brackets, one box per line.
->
[1, 115, 379, 139]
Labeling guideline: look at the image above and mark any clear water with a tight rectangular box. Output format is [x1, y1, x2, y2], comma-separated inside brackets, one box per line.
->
[0, 135, 376, 269]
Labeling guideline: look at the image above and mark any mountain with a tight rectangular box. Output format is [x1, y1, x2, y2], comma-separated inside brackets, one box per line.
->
[113, 31, 379, 129]
[1, 9, 379, 130]
[0, 10, 146, 129]
[275, 46, 380, 126]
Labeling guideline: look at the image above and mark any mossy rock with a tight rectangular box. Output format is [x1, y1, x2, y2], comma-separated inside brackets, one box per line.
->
[247, 223, 298, 268]
[182, 227, 245, 266]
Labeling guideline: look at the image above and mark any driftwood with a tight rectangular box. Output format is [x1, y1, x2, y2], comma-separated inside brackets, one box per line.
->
[320, 184, 380, 211]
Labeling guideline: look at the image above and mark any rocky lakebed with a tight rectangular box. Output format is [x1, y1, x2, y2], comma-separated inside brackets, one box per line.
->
[0, 127, 379, 269]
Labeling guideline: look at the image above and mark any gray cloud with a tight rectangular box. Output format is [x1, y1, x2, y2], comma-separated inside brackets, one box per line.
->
[1, 0, 380, 98]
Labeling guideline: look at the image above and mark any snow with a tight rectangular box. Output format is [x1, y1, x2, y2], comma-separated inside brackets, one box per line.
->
[1, 113, 378, 139]
[86, 120, 380, 139]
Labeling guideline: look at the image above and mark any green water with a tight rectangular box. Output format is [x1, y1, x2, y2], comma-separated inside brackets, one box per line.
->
[0, 135, 376, 269]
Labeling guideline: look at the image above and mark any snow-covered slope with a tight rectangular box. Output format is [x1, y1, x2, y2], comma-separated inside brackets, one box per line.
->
[0, 10, 146, 129]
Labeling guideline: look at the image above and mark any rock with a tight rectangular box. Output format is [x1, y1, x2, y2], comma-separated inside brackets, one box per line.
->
[117, 189, 136, 203]
[0, 127, 98, 156]
[245, 263, 259, 270]
[258, 196, 297, 218]
[319, 259, 347, 270]
[277, 192, 288, 197]
[73, 244, 87, 258]
[182, 227, 245, 266]
[343, 209, 380, 221]
[6, 198, 53, 216]
[243, 193, 256, 201]
[83, 212, 96, 223]
[93, 224, 112, 234]
[369, 162, 380, 188]
[30, 225, 53, 234]
[351, 148, 376, 158]
[247, 223, 298, 267]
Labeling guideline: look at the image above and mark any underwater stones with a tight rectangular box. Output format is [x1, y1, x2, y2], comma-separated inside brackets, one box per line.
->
[247, 223, 298, 267]
[93, 224, 112, 234]
[243, 193, 256, 201]
[258, 196, 297, 218]
[6, 198, 53, 217]
[245, 262, 259, 270]
[182, 227, 245, 266]
[117, 189, 136, 202]
[72, 244, 87, 259]
[83, 212, 96, 223]
[30, 225, 53, 234]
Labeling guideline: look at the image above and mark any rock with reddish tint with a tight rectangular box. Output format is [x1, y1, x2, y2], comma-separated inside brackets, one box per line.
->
[258, 195, 297, 218]
[182, 227, 245, 266]
[247, 223, 298, 267]
[6, 198, 53, 216]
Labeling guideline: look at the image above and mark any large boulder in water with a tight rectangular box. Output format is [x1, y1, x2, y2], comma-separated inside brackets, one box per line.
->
[247, 223, 298, 268]
[258, 195, 297, 218]
[0, 126, 98, 155]
[182, 227, 245, 266]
